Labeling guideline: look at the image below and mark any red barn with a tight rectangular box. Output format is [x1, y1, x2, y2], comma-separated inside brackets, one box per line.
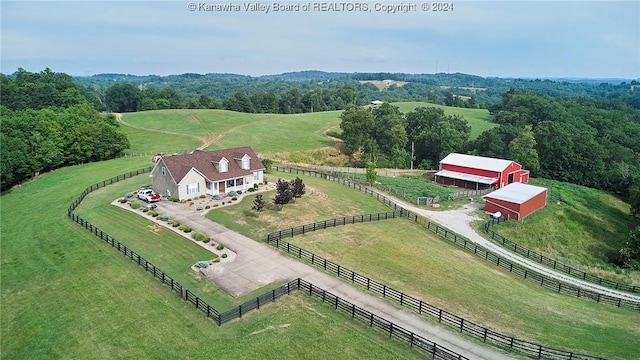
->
[434, 153, 529, 190]
[483, 183, 547, 220]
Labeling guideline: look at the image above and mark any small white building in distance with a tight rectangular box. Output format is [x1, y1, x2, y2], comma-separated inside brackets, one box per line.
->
[370, 100, 384, 106]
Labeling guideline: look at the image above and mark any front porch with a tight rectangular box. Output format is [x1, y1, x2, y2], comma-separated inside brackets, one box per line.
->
[206, 176, 253, 196]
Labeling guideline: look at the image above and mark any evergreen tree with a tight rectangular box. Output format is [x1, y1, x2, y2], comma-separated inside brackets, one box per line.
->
[252, 194, 265, 213]
[291, 177, 306, 200]
[273, 179, 293, 208]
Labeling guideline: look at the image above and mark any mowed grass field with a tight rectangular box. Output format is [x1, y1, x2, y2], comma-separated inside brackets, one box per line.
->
[288, 222, 639, 359]
[0, 157, 426, 359]
[205, 173, 639, 359]
[488, 178, 640, 285]
[120, 103, 495, 157]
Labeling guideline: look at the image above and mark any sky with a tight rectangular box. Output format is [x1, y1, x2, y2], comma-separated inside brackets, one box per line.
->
[1, 1, 639, 79]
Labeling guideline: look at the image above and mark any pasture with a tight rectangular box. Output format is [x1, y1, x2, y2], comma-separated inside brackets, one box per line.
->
[487, 178, 640, 285]
[0, 157, 424, 359]
[120, 103, 495, 159]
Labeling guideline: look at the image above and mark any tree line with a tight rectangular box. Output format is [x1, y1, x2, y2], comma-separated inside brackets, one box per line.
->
[339, 91, 640, 213]
[0, 69, 130, 192]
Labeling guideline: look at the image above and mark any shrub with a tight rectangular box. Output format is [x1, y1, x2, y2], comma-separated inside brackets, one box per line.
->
[254, 183, 259, 189]
[148, 210, 158, 217]
[213, 258, 220, 263]
[172, 222, 180, 228]
[142, 208, 149, 213]
[247, 187, 255, 192]
[221, 253, 228, 259]
[178, 225, 186, 231]
[183, 227, 192, 233]
[263, 178, 268, 185]
[205, 205, 210, 209]
[119, 198, 128, 203]
[213, 204, 219, 207]
[124, 192, 134, 198]
[216, 244, 224, 250]
[231, 197, 238, 201]
[168, 196, 179, 202]
[199, 194, 206, 199]
[196, 206, 203, 211]
[221, 202, 225, 205]
[211, 194, 222, 200]
[161, 215, 170, 221]
[130, 201, 141, 209]
[227, 191, 238, 197]
[237, 190, 242, 194]
[203, 238, 210, 243]
[192, 232, 208, 242]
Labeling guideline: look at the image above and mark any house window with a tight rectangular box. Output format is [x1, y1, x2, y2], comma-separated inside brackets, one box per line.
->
[186, 183, 200, 195]
[161, 167, 166, 176]
[226, 179, 235, 188]
[253, 171, 259, 180]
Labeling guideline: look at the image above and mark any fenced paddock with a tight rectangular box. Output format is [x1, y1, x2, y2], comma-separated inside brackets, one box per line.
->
[272, 165, 640, 311]
[485, 217, 640, 295]
[267, 230, 609, 360]
[67, 167, 468, 359]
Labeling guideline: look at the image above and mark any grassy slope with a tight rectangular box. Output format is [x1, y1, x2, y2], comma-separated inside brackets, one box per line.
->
[202, 174, 639, 358]
[0, 158, 424, 359]
[283, 220, 640, 359]
[121, 104, 495, 156]
[488, 178, 640, 284]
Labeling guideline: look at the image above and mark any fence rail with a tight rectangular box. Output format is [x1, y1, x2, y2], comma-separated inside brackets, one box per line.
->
[273, 165, 640, 312]
[270, 211, 400, 241]
[266, 232, 608, 360]
[484, 217, 640, 294]
[67, 167, 469, 359]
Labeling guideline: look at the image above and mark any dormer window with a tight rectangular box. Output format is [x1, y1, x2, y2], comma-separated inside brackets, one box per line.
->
[219, 158, 228, 173]
[241, 154, 250, 170]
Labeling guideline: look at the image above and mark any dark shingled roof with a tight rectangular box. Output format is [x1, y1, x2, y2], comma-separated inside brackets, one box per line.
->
[161, 147, 264, 184]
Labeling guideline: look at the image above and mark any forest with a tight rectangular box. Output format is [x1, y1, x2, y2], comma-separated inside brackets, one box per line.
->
[74, 71, 638, 112]
[0, 69, 130, 191]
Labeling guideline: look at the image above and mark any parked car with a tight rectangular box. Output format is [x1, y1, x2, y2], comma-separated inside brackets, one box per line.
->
[137, 189, 161, 202]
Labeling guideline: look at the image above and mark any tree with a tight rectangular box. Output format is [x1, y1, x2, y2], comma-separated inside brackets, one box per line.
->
[366, 161, 377, 185]
[620, 226, 640, 270]
[105, 83, 142, 112]
[252, 194, 266, 213]
[509, 125, 540, 173]
[273, 179, 293, 208]
[339, 105, 374, 156]
[290, 177, 306, 200]
[630, 172, 640, 217]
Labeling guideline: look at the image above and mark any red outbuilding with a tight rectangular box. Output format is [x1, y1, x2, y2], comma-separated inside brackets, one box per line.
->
[482, 182, 547, 220]
[434, 153, 529, 190]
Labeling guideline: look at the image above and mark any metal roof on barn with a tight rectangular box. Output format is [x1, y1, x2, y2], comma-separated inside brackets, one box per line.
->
[483, 183, 547, 204]
[440, 153, 515, 172]
[434, 170, 498, 184]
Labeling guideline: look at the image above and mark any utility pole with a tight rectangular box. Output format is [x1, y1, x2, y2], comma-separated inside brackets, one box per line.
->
[410, 141, 415, 170]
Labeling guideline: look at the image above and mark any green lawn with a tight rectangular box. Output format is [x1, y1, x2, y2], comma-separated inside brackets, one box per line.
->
[391, 102, 496, 139]
[206, 171, 392, 241]
[488, 178, 640, 285]
[283, 219, 640, 359]
[0, 158, 426, 359]
[120, 104, 495, 158]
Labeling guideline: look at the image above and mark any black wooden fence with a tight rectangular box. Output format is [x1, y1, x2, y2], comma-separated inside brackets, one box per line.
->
[266, 232, 608, 360]
[67, 167, 469, 359]
[269, 211, 400, 241]
[274, 165, 640, 311]
[484, 217, 640, 294]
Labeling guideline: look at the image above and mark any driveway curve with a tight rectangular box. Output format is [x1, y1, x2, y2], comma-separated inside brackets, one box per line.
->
[116, 200, 515, 360]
